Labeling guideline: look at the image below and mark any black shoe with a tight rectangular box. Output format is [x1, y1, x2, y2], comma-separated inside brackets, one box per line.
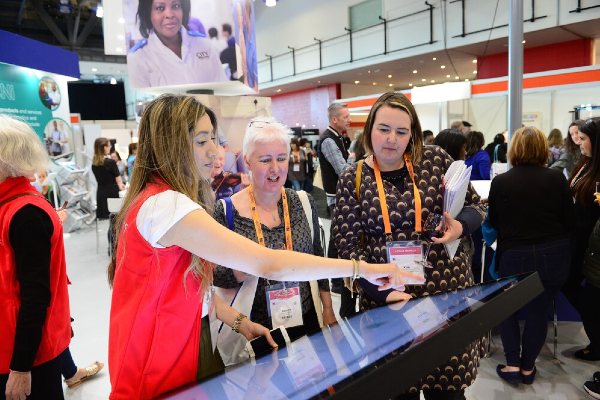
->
[584, 373, 600, 399]
[575, 346, 600, 361]
[496, 365, 521, 384]
[520, 366, 536, 385]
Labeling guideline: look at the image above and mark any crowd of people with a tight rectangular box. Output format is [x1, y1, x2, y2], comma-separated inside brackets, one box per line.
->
[2, 93, 600, 399]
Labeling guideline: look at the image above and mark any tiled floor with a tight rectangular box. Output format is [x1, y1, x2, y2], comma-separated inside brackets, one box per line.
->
[62, 219, 598, 399]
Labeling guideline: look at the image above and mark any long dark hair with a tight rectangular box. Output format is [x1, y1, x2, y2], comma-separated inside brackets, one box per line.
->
[569, 117, 600, 207]
[465, 131, 485, 158]
[433, 129, 466, 161]
[565, 120, 584, 154]
[137, 0, 191, 38]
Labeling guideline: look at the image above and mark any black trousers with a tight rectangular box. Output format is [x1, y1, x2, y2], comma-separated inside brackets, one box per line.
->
[329, 204, 357, 319]
[0, 354, 63, 400]
[581, 282, 600, 356]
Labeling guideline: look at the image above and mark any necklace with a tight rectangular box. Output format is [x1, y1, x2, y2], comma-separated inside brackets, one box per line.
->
[260, 205, 279, 222]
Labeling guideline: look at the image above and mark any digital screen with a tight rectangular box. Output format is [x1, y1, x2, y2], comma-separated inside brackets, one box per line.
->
[160, 274, 542, 399]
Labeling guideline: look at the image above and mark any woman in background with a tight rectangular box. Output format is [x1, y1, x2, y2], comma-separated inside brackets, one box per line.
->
[547, 128, 565, 167]
[465, 130, 491, 180]
[127, 143, 137, 181]
[287, 138, 307, 191]
[91, 138, 125, 221]
[110, 151, 127, 185]
[433, 128, 467, 161]
[551, 120, 583, 176]
[489, 126, 574, 384]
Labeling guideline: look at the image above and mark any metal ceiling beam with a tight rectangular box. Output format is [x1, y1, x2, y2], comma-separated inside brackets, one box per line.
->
[29, 0, 70, 46]
[75, 13, 97, 47]
[16, 0, 26, 25]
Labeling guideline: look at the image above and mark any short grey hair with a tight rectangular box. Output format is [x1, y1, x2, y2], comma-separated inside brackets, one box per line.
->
[243, 115, 291, 158]
[0, 115, 48, 180]
[328, 102, 348, 123]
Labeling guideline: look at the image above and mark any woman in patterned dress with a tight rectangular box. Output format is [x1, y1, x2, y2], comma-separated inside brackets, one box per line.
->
[333, 92, 486, 400]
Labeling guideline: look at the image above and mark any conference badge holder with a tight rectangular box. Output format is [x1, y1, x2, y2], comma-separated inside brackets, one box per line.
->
[265, 282, 303, 329]
[386, 240, 426, 285]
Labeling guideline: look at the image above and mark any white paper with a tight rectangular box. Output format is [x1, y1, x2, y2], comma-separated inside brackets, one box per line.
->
[442, 161, 472, 259]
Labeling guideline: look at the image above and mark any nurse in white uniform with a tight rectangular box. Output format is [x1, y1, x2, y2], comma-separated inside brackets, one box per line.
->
[127, 0, 228, 89]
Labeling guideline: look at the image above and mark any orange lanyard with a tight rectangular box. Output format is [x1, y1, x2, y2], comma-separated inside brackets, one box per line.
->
[291, 153, 299, 163]
[373, 153, 422, 235]
[571, 164, 587, 189]
[248, 185, 293, 250]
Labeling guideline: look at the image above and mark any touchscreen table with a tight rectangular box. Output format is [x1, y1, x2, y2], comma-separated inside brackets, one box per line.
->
[161, 273, 543, 400]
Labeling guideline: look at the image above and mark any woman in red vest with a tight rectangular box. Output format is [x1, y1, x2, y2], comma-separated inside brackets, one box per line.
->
[107, 94, 423, 399]
[0, 115, 71, 400]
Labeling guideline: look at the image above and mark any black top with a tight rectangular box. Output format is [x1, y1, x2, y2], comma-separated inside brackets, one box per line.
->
[8, 205, 53, 372]
[489, 164, 576, 258]
[317, 127, 349, 196]
[92, 158, 120, 186]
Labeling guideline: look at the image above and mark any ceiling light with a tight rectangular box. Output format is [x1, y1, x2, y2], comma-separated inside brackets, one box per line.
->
[522, 40, 526, 43]
[433, 57, 437, 60]
[372, 82, 377, 85]
[118, 18, 125, 23]
[110, 77, 117, 85]
[455, 76, 459, 79]
[473, 70, 477, 74]
[472, 59, 477, 63]
[446, 74, 450, 78]
[91, 68, 97, 72]
[302, 124, 306, 128]
[368, 70, 371, 73]
[422, 78, 426, 82]
[317, 80, 320, 83]
[409, 83, 413, 87]
[388, 74, 392, 78]
[264, 0, 277, 6]
[389, 83, 393, 87]
[295, 122, 300, 126]
[116, 47, 122, 52]
[413, 70, 417, 74]
[431, 80, 435, 83]
[441, 65, 445, 69]
[96, 5, 103, 18]
[355, 80, 360, 84]
[465, 78, 469, 82]
[312, 125, 315, 127]
[276, 89, 281, 92]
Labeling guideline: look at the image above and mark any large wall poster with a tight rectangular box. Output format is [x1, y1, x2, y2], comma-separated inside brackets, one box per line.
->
[0, 62, 73, 159]
[123, 0, 257, 93]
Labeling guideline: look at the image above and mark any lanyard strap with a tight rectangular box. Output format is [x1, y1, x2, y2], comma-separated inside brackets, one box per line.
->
[248, 185, 293, 250]
[571, 164, 587, 189]
[373, 153, 422, 235]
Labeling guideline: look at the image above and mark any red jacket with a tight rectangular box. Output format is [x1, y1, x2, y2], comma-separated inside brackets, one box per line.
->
[109, 181, 204, 399]
[0, 177, 71, 373]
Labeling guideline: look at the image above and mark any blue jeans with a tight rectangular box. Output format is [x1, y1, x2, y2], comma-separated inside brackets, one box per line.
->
[498, 239, 570, 370]
[290, 180, 305, 191]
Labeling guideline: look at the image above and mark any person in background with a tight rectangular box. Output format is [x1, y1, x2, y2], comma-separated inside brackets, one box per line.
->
[461, 121, 472, 135]
[318, 102, 357, 318]
[49, 121, 67, 157]
[0, 114, 71, 400]
[35, 169, 58, 208]
[450, 120, 464, 133]
[92, 138, 125, 222]
[213, 117, 336, 363]
[489, 126, 575, 385]
[568, 117, 600, 361]
[288, 138, 307, 191]
[484, 133, 507, 164]
[211, 146, 249, 201]
[207, 27, 227, 53]
[351, 131, 368, 162]
[107, 94, 419, 400]
[423, 129, 434, 145]
[433, 129, 467, 161]
[465, 130, 491, 180]
[110, 151, 127, 185]
[298, 138, 316, 192]
[333, 92, 486, 400]
[551, 120, 583, 176]
[547, 128, 565, 167]
[127, 143, 137, 181]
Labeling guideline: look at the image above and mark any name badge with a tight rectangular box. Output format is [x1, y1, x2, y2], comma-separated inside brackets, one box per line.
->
[386, 241, 426, 285]
[293, 163, 300, 172]
[265, 282, 303, 329]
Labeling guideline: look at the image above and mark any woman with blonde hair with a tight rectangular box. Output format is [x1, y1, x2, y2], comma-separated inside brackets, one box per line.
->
[107, 94, 421, 400]
[547, 128, 565, 167]
[0, 115, 71, 400]
[489, 126, 574, 384]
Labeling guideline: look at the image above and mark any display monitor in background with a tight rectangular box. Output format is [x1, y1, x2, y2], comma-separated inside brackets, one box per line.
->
[301, 128, 319, 136]
[67, 81, 127, 120]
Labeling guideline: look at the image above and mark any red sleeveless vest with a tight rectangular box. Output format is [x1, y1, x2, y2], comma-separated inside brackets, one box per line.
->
[109, 181, 204, 399]
[0, 177, 71, 373]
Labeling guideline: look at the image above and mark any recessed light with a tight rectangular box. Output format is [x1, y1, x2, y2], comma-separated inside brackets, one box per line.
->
[433, 57, 437, 60]
[472, 59, 477, 63]
[473, 70, 477, 74]
[465, 78, 469, 82]
[312, 125, 315, 127]
[441, 65, 445, 69]
[355, 80, 360, 84]
[431, 80, 435, 83]
[455, 76, 459, 79]
[409, 83, 413, 87]
[389, 83, 393, 87]
[296, 123, 300, 126]
[116, 47, 123, 52]
[422, 78, 426, 82]
[91, 68, 97, 72]
[522, 40, 526, 43]
[446, 74, 450, 78]
[317, 80, 320, 83]
[276, 89, 281, 92]
[368, 70, 371, 73]
[388, 74, 392, 78]
[413, 70, 418, 74]
[373, 82, 377, 85]
[118, 35, 124, 40]
[118, 18, 125, 23]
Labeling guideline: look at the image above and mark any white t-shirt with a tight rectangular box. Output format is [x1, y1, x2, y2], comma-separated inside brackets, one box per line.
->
[136, 190, 202, 248]
[136, 190, 207, 316]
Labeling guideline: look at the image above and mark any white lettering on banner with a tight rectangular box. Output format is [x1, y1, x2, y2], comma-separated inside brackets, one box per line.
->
[0, 84, 15, 101]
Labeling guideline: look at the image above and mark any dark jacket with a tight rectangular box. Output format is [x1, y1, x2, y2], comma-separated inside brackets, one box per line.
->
[317, 127, 349, 196]
[583, 218, 600, 288]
